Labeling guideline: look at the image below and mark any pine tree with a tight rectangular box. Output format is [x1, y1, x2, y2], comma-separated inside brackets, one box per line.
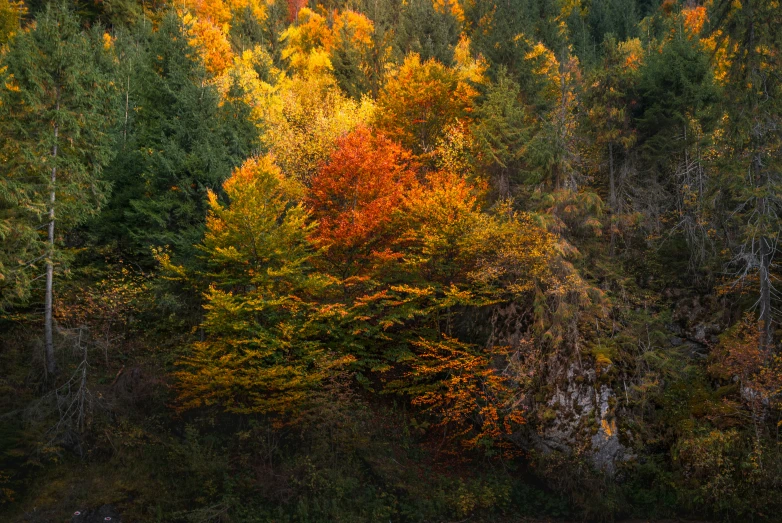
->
[583, 36, 642, 254]
[709, 0, 782, 352]
[0, 4, 116, 374]
[470, 67, 530, 198]
[395, 0, 460, 66]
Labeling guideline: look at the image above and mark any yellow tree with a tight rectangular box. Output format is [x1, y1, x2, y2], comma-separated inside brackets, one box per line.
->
[376, 41, 484, 158]
[174, 156, 350, 415]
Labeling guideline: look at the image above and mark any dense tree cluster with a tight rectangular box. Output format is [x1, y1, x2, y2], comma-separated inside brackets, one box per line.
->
[1, 0, 781, 521]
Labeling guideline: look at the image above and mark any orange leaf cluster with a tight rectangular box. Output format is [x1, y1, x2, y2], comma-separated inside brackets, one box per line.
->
[307, 126, 417, 274]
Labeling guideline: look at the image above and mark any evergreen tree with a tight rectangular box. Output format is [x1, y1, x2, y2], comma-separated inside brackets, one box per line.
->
[395, 0, 460, 66]
[709, 0, 782, 352]
[583, 37, 642, 254]
[470, 67, 530, 198]
[0, 3, 116, 374]
[95, 11, 259, 263]
[636, 33, 716, 174]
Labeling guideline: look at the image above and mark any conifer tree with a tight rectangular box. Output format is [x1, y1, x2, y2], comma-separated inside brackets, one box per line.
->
[709, 0, 782, 352]
[583, 37, 642, 253]
[470, 68, 529, 198]
[96, 11, 258, 262]
[395, 0, 460, 66]
[0, 3, 116, 374]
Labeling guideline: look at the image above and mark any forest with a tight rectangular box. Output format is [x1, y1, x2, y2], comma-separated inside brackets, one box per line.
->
[0, 0, 780, 521]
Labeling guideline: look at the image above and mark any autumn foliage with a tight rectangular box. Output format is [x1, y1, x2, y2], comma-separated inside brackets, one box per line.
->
[173, 157, 351, 416]
[376, 53, 479, 156]
[307, 126, 417, 275]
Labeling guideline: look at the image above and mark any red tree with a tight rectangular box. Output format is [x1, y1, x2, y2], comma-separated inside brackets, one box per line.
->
[307, 126, 417, 276]
[287, 0, 307, 21]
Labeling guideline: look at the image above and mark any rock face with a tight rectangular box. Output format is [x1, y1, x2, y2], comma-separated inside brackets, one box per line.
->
[535, 364, 631, 475]
[484, 302, 632, 475]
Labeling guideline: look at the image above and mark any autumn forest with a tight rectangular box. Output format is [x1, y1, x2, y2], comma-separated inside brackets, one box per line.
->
[0, 0, 781, 521]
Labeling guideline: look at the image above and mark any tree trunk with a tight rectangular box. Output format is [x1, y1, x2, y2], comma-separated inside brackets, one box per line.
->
[755, 149, 773, 353]
[608, 142, 616, 256]
[45, 103, 59, 377]
[759, 234, 773, 352]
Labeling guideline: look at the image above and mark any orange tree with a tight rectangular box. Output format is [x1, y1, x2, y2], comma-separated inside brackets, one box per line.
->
[333, 170, 555, 454]
[307, 126, 417, 278]
[173, 146, 558, 454]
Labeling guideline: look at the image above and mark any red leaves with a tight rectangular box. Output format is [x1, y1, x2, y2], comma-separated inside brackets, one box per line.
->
[307, 126, 417, 274]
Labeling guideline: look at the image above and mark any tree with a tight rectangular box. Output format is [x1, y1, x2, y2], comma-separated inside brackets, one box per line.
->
[634, 28, 718, 268]
[95, 11, 258, 262]
[583, 36, 642, 254]
[466, 0, 563, 83]
[395, 0, 461, 66]
[262, 71, 375, 184]
[307, 126, 417, 277]
[522, 42, 583, 191]
[330, 10, 375, 99]
[0, 4, 116, 375]
[376, 52, 479, 156]
[0, 0, 23, 44]
[470, 67, 530, 198]
[709, 0, 782, 352]
[349, 171, 555, 451]
[174, 156, 349, 415]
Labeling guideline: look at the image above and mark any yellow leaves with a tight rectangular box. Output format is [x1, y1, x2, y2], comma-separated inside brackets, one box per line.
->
[187, 16, 234, 74]
[183, 0, 267, 27]
[333, 10, 374, 47]
[619, 38, 643, 70]
[525, 40, 559, 82]
[102, 32, 113, 51]
[433, 0, 464, 23]
[281, 8, 374, 81]
[377, 53, 480, 155]
[263, 73, 375, 183]
[280, 7, 333, 74]
[180, 0, 270, 81]
[453, 35, 487, 86]
[214, 45, 279, 122]
[559, 0, 585, 20]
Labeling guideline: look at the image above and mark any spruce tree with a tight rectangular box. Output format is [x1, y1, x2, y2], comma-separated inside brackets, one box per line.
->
[709, 0, 782, 352]
[95, 11, 258, 263]
[0, 3, 116, 374]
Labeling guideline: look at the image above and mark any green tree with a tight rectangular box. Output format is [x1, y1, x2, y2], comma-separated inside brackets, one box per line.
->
[709, 0, 782, 352]
[395, 0, 460, 66]
[470, 67, 530, 198]
[634, 29, 718, 269]
[173, 156, 346, 415]
[583, 37, 642, 254]
[0, 4, 116, 374]
[95, 11, 258, 263]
